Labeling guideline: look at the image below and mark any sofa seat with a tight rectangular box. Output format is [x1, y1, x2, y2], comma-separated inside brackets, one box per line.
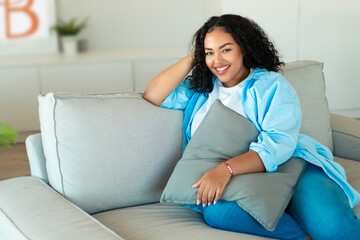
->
[93, 203, 271, 240]
[334, 157, 360, 216]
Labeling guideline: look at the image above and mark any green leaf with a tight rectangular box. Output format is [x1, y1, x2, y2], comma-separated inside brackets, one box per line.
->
[0, 122, 18, 150]
[0, 139, 12, 150]
[50, 17, 89, 36]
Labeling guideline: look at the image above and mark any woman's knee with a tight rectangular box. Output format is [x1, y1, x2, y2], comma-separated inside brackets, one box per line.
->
[202, 200, 251, 230]
[203, 200, 307, 240]
[202, 205, 219, 228]
[202, 201, 234, 228]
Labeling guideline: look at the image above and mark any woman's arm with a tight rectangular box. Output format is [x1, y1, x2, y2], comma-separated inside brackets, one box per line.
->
[143, 53, 194, 106]
[248, 75, 302, 172]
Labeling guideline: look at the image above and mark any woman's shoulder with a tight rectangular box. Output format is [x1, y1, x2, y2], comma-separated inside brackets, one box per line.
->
[248, 68, 291, 90]
[246, 68, 297, 99]
[251, 68, 285, 83]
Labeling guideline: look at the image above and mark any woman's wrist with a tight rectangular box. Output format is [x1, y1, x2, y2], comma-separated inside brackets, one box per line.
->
[185, 52, 194, 68]
[222, 162, 234, 177]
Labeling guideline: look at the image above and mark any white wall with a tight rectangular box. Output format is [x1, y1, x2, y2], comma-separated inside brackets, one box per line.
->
[56, 0, 221, 51]
[222, 0, 360, 116]
[298, 0, 360, 114]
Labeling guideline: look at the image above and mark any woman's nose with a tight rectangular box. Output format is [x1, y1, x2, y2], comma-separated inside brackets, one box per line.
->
[214, 53, 222, 64]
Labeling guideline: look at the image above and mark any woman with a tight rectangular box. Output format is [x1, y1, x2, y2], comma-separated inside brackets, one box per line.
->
[144, 14, 360, 240]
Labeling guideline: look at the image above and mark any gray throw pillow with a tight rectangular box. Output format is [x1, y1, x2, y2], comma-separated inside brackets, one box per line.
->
[160, 99, 307, 231]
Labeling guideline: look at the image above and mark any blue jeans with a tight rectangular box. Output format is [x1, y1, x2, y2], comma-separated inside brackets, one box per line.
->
[190, 164, 360, 240]
[287, 164, 360, 240]
[202, 200, 307, 240]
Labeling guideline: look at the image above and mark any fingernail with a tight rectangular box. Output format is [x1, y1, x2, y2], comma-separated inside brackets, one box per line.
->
[197, 200, 200, 205]
[214, 201, 217, 205]
[208, 202, 211, 206]
[192, 184, 195, 188]
[202, 203, 206, 207]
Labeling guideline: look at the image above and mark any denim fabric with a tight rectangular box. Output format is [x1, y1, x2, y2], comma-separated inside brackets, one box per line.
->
[287, 164, 360, 240]
[200, 201, 307, 240]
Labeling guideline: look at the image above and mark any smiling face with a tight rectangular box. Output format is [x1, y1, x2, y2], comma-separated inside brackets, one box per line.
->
[204, 27, 250, 87]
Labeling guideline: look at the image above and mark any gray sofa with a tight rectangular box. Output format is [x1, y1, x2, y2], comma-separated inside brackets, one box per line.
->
[1, 60, 360, 240]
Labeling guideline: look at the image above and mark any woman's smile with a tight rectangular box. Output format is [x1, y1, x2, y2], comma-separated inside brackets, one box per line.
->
[215, 64, 230, 75]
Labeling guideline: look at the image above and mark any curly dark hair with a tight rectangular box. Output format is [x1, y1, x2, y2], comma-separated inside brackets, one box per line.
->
[189, 14, 284, 94]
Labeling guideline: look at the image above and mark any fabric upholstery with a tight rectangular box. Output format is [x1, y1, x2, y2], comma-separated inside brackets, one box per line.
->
[25, 133, 48, 184]
[93, 203, 273, 240]
[335, 157, 360, 217]
[38, 92, 183, 214]
[0, 177, 122, 240]
[331, 114, 360, 161]
[161, 100, 307, 231]
[0, 210, 28, 240]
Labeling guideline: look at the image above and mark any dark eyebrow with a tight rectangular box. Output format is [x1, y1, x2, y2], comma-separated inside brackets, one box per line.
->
[220, 42, 233, 49]
[205, 42, 234, 51]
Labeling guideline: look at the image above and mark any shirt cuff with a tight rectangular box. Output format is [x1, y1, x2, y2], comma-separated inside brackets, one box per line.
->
[250, 145, 278, 172]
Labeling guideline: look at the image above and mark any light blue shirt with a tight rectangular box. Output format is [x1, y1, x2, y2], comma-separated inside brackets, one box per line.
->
[161, 68, 360, 208]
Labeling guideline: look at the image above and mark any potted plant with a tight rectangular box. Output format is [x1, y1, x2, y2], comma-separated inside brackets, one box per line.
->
[51, 17, 88, 55]
[0, 122, 18, 150]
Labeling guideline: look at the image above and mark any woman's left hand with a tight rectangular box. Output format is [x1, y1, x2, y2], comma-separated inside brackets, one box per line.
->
[192, 163, 231, 207]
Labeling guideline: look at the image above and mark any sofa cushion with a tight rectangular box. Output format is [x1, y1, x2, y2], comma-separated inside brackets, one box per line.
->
[334, 157, 360, 218]
[38, 92, 183, 214]
[282, 60, 333, 151]
[161, 100, 307, 231]
[93, 203, 273, 240]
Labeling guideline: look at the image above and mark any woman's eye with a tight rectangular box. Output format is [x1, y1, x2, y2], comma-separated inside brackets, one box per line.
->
[205, 52, 213, 56]
[223, 49, 231, 53]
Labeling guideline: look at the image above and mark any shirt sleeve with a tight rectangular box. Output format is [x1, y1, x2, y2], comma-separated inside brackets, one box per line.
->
[248, 74, 302, 172]
[161, 77, 196, 110]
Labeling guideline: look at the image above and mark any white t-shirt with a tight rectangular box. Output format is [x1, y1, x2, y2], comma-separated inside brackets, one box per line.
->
[191, 72, 252, 136]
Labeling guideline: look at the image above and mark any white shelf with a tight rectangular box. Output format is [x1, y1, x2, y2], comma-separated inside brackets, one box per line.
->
[0, 46, 189, 68]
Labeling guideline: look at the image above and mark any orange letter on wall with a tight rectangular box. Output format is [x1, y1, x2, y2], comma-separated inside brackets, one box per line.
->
[4, 0, 39, 38]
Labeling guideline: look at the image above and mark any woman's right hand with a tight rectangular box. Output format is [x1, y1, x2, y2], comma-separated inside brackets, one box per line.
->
[143, 53, 194, 106]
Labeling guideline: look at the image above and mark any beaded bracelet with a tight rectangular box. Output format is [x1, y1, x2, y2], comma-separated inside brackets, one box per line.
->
[222, 162, 234, 177]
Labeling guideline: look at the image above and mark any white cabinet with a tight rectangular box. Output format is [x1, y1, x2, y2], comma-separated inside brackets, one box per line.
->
[40, 61, 133, 94]
[0, 67, 40, 132]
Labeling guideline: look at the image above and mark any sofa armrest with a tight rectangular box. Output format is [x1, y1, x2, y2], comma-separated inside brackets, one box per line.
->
[331, 113, 360, 161]
[0, 177, 123, 240]
[25, 134, 48, 184]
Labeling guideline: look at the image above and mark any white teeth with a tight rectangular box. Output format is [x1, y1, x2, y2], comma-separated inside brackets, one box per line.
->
[216, 65, 230, 71]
